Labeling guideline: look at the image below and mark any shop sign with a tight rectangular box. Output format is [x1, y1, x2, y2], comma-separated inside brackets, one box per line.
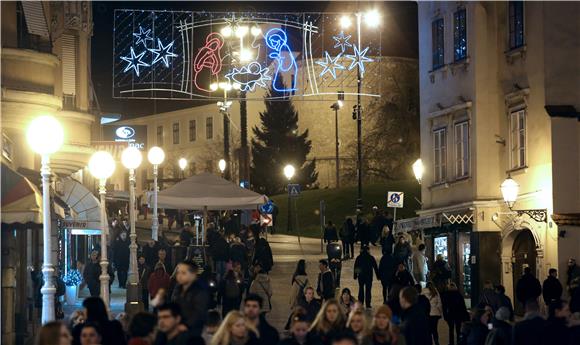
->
[102, 124, 147, 150]
[61, 220, 89, 229]
[395, 215, 440, 232]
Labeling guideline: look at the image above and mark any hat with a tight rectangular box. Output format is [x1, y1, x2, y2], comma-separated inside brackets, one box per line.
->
[375, 305, 393, 319]
[495, 307, 510, 321]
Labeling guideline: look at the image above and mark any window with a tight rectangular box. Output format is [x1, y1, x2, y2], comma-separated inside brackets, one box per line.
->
[509, 110, 526, 169]
[189, 120, 196, 142]
[2, 133, 14, 162]
[432, 18, 445, 69]
[434, 236, 448, 261]
[454, 9, 467, 61]
[172, 122, 180, 145]
[206, 116, 213, 140]
[454, 121, 470, 178]
[156, 126, 163, 146]
[433, 128, 447, 183]
[509, 1, 525, 49]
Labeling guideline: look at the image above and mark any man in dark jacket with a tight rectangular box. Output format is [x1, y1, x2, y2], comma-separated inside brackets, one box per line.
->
[399, 286, 431, 345]
[370, 207, 387, 245]
[339, 218, 355, 259]
[254, 236, 274, 273]
[542, 268, 563, 305]
[379, 253, 396, 304]
[512, 300, 544, 345]
[316, 259, 335, 300]
[357, 218, 371, 247]
[486, 307, 512, 345]
[353, 245, 379, 308]
[209, 232, 229, 280]
[393, 236, 412, 271]
[393, 262, 415, 287]
[244, 294, 279, 345]
[298, 287, 322, 322]
[170, 261, 209, 336]
[113, 231, 130, 288]
[515, 267, 541, 310]
[495, 284, 514, 321]
[324, 221, 339, 243]
[540, 299, 571, 345]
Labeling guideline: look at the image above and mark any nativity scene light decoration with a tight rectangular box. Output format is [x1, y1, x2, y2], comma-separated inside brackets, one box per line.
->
[113, 10, 381, 100]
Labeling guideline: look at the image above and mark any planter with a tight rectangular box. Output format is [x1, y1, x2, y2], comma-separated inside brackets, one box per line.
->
[65, 285, 78, 305]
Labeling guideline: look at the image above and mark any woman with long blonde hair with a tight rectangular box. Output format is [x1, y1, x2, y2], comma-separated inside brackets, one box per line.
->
[346, 309, 371, 345]
[307, 299, 345, 345]
[211, 311, 259, 345]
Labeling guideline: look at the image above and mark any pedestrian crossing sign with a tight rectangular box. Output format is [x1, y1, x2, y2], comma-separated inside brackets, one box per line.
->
[288, 183, 301, 197]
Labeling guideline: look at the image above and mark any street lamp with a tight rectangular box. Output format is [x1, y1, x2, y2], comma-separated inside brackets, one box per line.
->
[212, 82, 234, 180]
[340, 9, 381, 213]
[284, 164, 296, 232]
[121, 146, 142, 314]
[330, 101, 343, 188]
[218, 159, 226, 176]
[178, 158, 187, 179]
[148, 146, 165, 241]
[412, 159, 425, 185]
[88, 151, 116, 307]
[500, 175, 519, 209]
[26, 115, 64, 324]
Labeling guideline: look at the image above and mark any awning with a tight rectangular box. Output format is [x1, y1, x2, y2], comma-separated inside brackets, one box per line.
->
[106, 190, 130, 202]
[1, 163, 43, 225]
[58, 177, 104, 230]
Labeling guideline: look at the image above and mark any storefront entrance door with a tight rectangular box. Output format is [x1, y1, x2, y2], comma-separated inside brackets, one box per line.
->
[512, 229, 537, 315]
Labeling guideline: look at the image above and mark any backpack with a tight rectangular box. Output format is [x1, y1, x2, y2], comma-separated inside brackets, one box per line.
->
[224, 277, 241, 299]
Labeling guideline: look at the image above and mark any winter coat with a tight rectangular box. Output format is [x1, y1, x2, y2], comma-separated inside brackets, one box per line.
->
[378, 254, 396, 285]
[400, 304, 431, 345]
[113, 238, 130, 270]
[229, 242, 247, 267]
[210, 235, 229, 261]
[497, 293, 514, 321]
[422, 289, 443, 316]
[542, 275, 563, 304]
[431, 259, 452, 286]
[466, 323, 489, 345]
[317, 270, 335, 300]
[72, 319, 127, 345]
[340, 221, 355, 243]
[171, 279, 210, 336]
[515, 273, 541, 305]
[393, 269, 414, 287]
[484, 319, 512, 345]
[83, 261, 101, 288]
[512, 312, 544, 345]
[249, 273, 273, 312]
[289, 274, 309, 308]
[257, 314, 280, 345]
[380, 232, 395, 256]
[298, 298, 322, 322]
[441, 289, 469, 322]
[412, 251, 428, 283]
[393, 242, 412, 264]
[324, 225, 339, 243]
[479, 288, 501, 313]
[147, 268, 171, 298]
[540, 316, 569, 345]
[357, 222, 371, 243]
[354, 251, 379, 282]
[138, 263, 150, 290]
[254, 238, 274, 272]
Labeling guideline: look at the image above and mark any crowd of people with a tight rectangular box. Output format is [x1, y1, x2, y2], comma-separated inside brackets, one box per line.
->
[37, 209, 580, 345]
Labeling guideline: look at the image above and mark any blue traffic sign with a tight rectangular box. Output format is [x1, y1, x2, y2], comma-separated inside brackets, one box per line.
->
[288, 184, 301, 197]
[259, 200, 274, 214]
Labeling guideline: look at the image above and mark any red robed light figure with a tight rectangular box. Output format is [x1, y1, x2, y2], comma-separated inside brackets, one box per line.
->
[193, 32, 224, 92]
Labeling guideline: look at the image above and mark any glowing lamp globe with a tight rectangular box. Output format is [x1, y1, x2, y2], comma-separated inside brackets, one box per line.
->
[218, 159, 226, 173]
[88, 151, 116, 180]
[178, 158, 187, 171]
[284, 164, 295, 180]
[500, 176, 519, 209]
[364, 9, 381, 27]
[147, 146, 165, 165]
[340, 15, 352, 29]
[412, 159, 425, 184]
[121, 146, 142, 170]
[27, 115, 64, 155]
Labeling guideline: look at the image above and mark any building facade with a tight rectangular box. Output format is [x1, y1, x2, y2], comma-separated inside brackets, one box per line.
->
[412, 1, 579, 306]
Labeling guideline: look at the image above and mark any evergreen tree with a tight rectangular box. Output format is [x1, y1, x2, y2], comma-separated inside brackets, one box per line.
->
[251, 82, 317, 195]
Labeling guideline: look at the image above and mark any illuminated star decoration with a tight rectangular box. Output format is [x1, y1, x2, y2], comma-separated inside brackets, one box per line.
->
[345, 45, 374, 77]
[133, 26, 153, 47]
[333, 31, 352, 53]
[317, 51, 346, 79]
[148, 39, 178, 67]
[120, 47, 150, 76]
[225, 62, 271, 92]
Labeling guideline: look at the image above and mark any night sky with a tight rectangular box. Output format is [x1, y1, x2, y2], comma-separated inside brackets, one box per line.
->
[91, 1, 418, 119]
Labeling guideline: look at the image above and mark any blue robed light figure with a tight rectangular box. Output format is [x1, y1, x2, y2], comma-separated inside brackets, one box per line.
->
[265, 28, 297, 92]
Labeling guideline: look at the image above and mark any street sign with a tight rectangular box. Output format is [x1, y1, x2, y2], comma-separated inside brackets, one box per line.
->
[387, 191, 404, 208]
[288, 184, 301, 198]
[259, 200, 274, 214]
[260, 214, 273, 227]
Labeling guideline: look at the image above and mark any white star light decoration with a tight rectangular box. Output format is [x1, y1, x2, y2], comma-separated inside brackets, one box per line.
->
[149, 39, 177, 67]
[333, 31, 352, 53]
[317, 51, 345, 79]
[346, 45, 374, 77]
[120, 47, 150, 76]
[133, 26, 153, 47]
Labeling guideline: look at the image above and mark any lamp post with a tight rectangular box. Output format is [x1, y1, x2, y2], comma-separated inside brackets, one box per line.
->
[341, 9, 381, 212]
[88, 151, 116, 307]
[500, 175, 519, 210]
[218, 159, 226, 177]
[330, 101, 343, 188]
[178, 158, 187, 179]
[27, 115, 64, 323]
[284, 164, 296, 232]
[148, 146, 165, 241]
[121, 147, 143, 314]
[412, 159, 425, 185]
[211, 82, 234, 180]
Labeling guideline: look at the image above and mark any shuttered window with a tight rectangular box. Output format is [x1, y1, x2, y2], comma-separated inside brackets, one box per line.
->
[62, 34, 77, 97]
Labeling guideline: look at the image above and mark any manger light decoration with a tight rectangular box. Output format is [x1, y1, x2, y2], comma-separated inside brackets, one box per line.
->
[251, 26, 262, 36]
[220, 26, 233, 37]
[120, 146, 143, 314]
[265, 28, 298, 92]
[500, 176, 519, 209]
[120, 47, 150, 76]
[412, 159, 425, 185]
[27, 115, 64, 324]
[235, 25, 249, 38]
[88, 151, 116, 307]
[148, 146, 165, 241]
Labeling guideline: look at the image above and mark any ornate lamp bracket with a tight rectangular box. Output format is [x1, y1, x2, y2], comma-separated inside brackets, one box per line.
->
[514, 209, 548, 223]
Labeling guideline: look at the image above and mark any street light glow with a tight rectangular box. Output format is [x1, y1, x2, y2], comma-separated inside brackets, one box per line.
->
[284, 164, 295, 180]
[221, 26, 233, 37]
[340, 15, 352, 29]
[210, 83, 219, 91]
[178, 158, 188, 171]
[27, 115, 64, 155]
[218, 159, 226, 173]
[235, 26, 249, 38]
[251, 26, 262, 36]
[88, 151, 116, 180]
[121, 146, 142, 170]
[147, 146, 165, 165]
[501, 176, 519, 209]
[365, 9, 381, 27]
[338, 100, 343, 108]
[412, 158, 424, 184]
[239, 49, 253, 62]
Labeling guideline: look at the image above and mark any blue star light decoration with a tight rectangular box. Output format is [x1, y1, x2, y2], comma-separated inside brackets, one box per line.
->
[333, 31, 352, 53]
[133, 26, 153, 47]
[346, 45, 374, 77]
[317, 51, 345, 79]
[120, 47, 150, 76]
[148, 39, 178, 67]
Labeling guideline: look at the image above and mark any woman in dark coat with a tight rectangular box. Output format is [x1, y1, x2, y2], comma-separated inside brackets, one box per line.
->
[171, 261, 209, 336]
[83, 251, 101, 297]
[441, 282, 469, 345]
[340, 218, 355, 259]
[72, 297, 126, 345]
